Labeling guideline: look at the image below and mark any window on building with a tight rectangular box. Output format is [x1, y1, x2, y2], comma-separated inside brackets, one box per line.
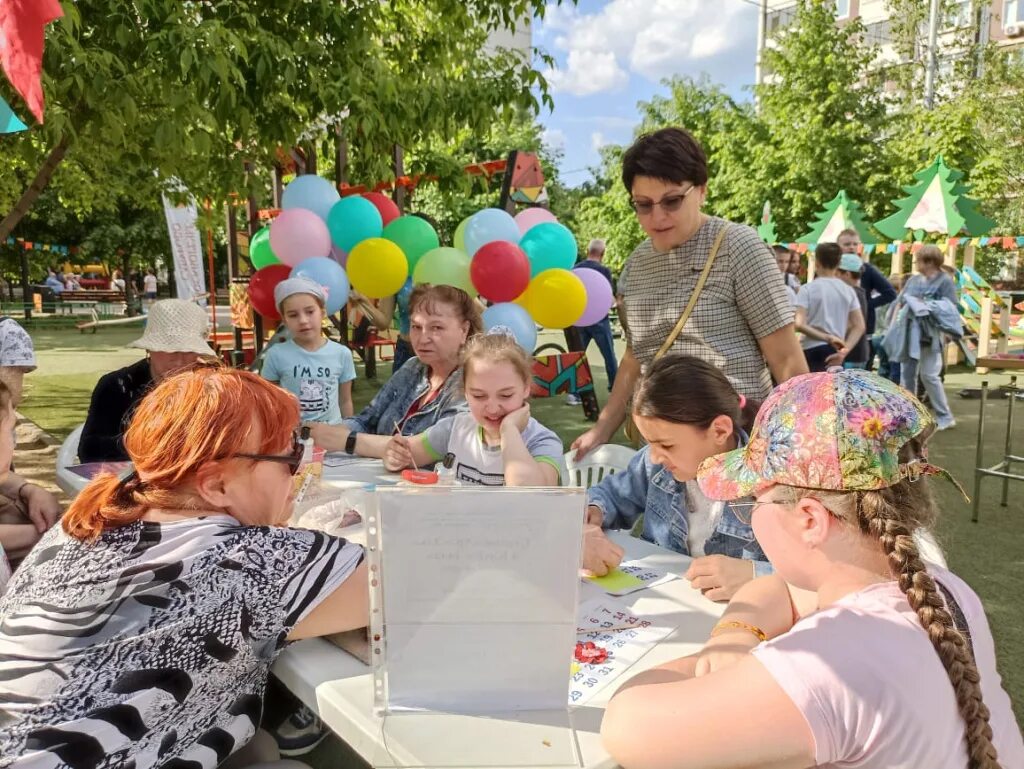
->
[865, 20, 893, 45]
[767, 7, 797, 38]
[945, 0, 972, 29]
[834, 0, 851, 19]
[1006, 0, 1024, 24]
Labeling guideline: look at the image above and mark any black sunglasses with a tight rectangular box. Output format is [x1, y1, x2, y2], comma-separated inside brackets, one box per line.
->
[236, 432, 305, 475]
[630, 185, 695, 216]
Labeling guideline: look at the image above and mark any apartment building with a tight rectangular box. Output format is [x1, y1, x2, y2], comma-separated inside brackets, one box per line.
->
[758, 0, 1024, 85]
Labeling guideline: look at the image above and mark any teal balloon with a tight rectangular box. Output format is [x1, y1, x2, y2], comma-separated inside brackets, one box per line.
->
[249, 226, 280, 269]
[327, 196, 383, 253]
[383, 215, 440, 273]
[520, 222, 578, 277]
[412, 247, 475, 295]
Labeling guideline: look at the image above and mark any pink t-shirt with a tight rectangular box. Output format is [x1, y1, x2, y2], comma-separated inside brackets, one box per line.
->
[752, 567, 1023, 768]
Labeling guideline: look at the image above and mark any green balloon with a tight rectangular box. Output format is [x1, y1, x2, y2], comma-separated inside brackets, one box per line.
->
[413, 247, 475, 295]
[250, 226, 280, 269]
[383, 215, 440, 273]
[453, 216, 470, 252]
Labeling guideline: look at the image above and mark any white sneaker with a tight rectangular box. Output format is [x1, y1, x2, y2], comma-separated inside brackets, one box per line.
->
[936, 419, 956, 431]
[565, 394, 581, 406]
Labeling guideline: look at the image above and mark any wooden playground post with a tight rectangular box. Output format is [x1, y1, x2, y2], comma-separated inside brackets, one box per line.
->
[890, 244, 902, 277]
[963, 242, 976, 268]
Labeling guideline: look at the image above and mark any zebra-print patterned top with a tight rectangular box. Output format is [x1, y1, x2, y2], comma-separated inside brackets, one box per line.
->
[0, 515, 363, 769]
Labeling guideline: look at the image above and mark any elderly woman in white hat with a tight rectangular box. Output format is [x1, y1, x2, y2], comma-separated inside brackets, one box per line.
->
[79, 299, 217, 462]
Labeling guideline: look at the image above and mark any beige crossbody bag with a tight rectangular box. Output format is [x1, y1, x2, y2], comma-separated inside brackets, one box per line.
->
[623, 224, 731, 446]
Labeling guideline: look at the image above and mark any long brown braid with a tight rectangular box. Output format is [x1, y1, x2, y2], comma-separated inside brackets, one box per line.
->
[779, 468, 1003, 769]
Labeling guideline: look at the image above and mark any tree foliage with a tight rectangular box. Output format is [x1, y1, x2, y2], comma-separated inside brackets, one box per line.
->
[563, 0, 1024, 278]
[0, 0, 565, 241]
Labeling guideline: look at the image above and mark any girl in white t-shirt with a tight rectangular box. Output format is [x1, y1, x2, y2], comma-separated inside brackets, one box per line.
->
[601, 369, 1023, 769]
[383, 331, 565, 486]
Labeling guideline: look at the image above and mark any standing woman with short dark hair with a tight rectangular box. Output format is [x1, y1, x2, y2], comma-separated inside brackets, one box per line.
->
[573, 127, 807, 459]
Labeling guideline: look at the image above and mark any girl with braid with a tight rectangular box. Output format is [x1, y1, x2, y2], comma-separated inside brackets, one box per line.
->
[601, 369, 1023, 769]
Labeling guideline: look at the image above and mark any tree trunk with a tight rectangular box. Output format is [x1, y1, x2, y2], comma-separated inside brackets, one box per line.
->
[0, 135, 72, 242]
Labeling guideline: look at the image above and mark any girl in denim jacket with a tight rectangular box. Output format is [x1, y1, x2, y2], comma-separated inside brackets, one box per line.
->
[583, 354, 769, 601]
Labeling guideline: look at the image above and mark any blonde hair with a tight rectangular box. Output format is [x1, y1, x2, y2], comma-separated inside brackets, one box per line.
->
[461, 333, 532, 387]
[775, 444, 1001, 769]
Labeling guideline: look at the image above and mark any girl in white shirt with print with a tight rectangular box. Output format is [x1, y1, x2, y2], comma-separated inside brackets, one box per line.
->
[384, 331, 565, 486]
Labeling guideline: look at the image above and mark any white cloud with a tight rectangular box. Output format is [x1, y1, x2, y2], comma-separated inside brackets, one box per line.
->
[591, 131, 607, 151]
[539, 0, 756, 96]
[541, 127, 567, 153]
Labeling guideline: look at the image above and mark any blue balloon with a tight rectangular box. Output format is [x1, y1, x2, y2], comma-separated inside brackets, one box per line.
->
[281, 175, 341, 223]
[327, 197, 384, 253]
[290, 257, 350, 315]
[482, 302, 537, 353]
[464, 208, 520, 257]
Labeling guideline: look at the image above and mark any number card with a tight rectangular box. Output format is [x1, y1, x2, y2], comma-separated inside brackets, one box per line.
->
[568, 597, 675, 707]
[584, 560, 678, 596]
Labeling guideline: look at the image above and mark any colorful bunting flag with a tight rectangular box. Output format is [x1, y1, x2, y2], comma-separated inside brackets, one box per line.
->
[0, 94, 27, 133]
[0, 0, 64, 123]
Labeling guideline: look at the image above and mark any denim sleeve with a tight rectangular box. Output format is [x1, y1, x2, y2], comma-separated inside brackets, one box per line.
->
[752, 559, 774, 577]
[343, 364, 409, 434]
[939, 276, 958, 306]
[585, 449, 651, 530]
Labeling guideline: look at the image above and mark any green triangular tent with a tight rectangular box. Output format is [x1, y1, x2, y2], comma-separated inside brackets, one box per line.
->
[797, 190, 875, 244]
[757, 201, 778, 243]
[874, 155, 995, 240]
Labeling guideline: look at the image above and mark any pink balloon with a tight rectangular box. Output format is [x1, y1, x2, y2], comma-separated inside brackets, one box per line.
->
[572, 267, 615, 327]
[514, 207, 557, 236]
[269, 208, 332, 267]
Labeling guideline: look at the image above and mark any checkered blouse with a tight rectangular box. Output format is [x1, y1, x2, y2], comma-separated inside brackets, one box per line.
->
[620, 216, 794, 400]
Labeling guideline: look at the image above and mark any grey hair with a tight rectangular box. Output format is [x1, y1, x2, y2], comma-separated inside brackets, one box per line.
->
[588, 239, 606, 254]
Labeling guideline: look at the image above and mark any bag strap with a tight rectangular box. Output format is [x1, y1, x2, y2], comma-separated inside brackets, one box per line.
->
[936, 579, 975, 661]
[654, 224, 731, 361]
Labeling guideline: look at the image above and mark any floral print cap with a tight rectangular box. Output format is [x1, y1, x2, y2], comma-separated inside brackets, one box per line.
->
[697, 369, 954, 501]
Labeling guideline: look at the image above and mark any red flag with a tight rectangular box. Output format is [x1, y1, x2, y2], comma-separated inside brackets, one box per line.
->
[0, 0, 64, 123]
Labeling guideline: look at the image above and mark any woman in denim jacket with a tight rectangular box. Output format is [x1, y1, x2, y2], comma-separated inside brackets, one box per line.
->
[310, 285, 482, 458]
[583, 355, 770, 601]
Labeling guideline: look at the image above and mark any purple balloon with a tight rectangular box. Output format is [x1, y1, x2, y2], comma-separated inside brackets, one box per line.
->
[330, 245, 348, 268]
[573, 267, 615, 327]
[269, 208, 332, 267]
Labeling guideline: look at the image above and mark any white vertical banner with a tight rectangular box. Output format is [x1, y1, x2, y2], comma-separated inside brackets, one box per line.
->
[161, 190, 208, 306]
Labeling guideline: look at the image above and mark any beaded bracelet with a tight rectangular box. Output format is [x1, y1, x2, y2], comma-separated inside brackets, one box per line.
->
[710, 620, 767, 643]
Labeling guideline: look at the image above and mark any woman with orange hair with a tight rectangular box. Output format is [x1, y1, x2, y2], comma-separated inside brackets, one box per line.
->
[0, 366, 367, 769]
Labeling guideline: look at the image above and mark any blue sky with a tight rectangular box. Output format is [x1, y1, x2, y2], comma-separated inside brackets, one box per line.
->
[532, 0, 762, 187]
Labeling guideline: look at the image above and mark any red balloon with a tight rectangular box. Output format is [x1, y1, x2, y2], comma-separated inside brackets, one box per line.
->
[470, 241, 530, 303]
[362, 192, 401, 227]
[247, 264, 292, 321]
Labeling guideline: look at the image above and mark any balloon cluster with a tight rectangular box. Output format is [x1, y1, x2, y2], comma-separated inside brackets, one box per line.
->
[246, 175, 614, 353]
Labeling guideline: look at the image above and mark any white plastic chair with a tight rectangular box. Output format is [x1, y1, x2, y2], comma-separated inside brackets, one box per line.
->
[55, 424, 85, 498]
[564, 444, 637, 489]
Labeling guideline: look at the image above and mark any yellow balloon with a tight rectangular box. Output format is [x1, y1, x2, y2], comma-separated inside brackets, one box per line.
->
[522, 269, 587, 329]
[347, 238, 409, 299]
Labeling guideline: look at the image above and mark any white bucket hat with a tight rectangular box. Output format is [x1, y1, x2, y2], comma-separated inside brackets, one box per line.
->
[128, 299, 216, 356]
[274, 276, 327, 313]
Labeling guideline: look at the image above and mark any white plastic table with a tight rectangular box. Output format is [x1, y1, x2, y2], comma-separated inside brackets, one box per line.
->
[272, 529, 725, 769]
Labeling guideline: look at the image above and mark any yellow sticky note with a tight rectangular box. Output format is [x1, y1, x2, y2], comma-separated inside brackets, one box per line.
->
[586, 568, 644, 593]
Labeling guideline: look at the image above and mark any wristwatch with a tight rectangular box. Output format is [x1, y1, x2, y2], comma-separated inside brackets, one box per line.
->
[344, 432, 358, 455]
